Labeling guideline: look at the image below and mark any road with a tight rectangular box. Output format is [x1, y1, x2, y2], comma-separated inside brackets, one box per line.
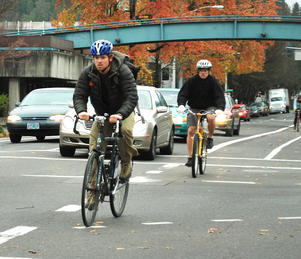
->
[0, 112, 300, 259]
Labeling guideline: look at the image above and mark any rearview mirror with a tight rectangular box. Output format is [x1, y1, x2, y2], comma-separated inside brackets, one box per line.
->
[157, 106, 168, 113]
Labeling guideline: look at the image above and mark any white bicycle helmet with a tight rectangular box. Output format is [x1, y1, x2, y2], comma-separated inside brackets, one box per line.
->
[196, 59, 212, 69]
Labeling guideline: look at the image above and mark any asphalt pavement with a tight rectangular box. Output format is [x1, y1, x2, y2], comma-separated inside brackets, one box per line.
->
[0, 112, 300, 259]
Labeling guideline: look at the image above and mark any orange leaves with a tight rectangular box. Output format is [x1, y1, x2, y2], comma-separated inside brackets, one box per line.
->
[52, 0, 280, 85]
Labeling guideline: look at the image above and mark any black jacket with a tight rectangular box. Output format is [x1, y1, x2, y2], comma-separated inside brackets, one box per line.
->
[177, 74, 225, 110]
[73, 51, 138, 119]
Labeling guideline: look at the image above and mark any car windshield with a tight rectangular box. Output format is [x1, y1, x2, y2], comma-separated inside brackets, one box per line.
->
[271, 97, 282, 101]
[138, 90, 152, 110]
[159, 90, 178, 107]
[21, 90, 74, 106]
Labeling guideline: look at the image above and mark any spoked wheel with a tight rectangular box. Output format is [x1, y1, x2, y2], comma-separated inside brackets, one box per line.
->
[200, 136, 207, 175]
[110, 155, 129, 217]
[297, 119, 300, 132]
[191, 135, 200, 178]
[81, 151, 102, 227]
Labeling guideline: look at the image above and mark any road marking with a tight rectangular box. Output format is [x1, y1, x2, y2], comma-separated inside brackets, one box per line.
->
[264, 136, 301, 160]
[74, 226, 107, 229]
[243, 169, 278, 173]
[0, 257, 34, 259]
[202, 180, 257, 184]
[208, 126, 291, 153]
[162, 163, 181, 169]
[278, 217, 301, 220]
[211, 219, 243, 222]
[207, 164, 301, 171]
[142, 222, 173, 225]
[56, 205, 81, 212]
[23, 174, 83, 178]
[0, 226, 37, 245]
[130, 176, 161, 183]
[146, 170, 163, 174]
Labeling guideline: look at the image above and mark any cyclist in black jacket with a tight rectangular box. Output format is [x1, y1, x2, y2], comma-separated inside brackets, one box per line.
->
[177, 59, 225, 167]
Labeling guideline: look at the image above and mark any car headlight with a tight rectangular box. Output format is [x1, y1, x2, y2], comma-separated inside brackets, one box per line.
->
[61, 116, 75, 129]
[173, 116, 186, 124]
[215, 113, 227, 123]
[49, 114, 65, 122]
[7, 114, 21, 122]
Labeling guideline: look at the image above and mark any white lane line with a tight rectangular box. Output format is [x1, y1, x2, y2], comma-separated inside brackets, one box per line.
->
[278, 217, 301, 220]
[0, 226, 37, 245]
[162, 163, 181, 169]
[142, 222, 173, 225]
[209, 156, 301, 163]
[211, 219, 243, 222]
[74, 226, 107, 229]
[23, 174, 83, 178]
[56, 205, 81, 212]
[202, 180, 257, 185]
[130, 176, 161, 183]
[146, 170, 163, 174]
[208, 126, 291, 153]
[0, 156, 86, 161]
[264, 136, 301, 160]
[0, 257, 34, 259]
[207, 164, 301, 171]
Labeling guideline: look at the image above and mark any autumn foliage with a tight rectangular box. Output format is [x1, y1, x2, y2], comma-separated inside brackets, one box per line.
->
[52, 0, 280, 85]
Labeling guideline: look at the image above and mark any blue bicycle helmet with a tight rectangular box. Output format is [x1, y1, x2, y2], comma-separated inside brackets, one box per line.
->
[90, 39, 113, 56]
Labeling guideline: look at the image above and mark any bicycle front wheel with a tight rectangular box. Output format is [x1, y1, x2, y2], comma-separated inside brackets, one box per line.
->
[191, 134, 200, 178]
[297, 118, 300, 132]
[110, 155, 129, 217]
[200, 135, 207, 175]
[81, 151, 102, 227]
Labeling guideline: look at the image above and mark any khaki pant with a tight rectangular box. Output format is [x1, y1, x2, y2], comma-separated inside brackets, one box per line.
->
[89, 112, 138, 163]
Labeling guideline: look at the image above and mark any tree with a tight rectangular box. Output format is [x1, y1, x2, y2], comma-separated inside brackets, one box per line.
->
[52, 0, 280, 86]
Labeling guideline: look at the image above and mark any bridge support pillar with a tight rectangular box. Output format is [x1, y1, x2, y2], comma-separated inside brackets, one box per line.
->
[9, 78, 20, 112]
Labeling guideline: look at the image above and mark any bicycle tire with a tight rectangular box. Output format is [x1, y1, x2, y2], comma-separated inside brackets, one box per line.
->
[199, 135, 207, 175]
[81, 151, 103, 227]
[191, 134, 200, 178]
[110, 154, 129, 217]
[297, 117, 300, 132]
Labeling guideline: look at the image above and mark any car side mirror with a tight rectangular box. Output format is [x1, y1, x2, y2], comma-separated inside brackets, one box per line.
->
[232, 104, 241, 109]
[15, 102, 21, 107]
[68, 102, 74, 108]
[157, 106, 168, 113]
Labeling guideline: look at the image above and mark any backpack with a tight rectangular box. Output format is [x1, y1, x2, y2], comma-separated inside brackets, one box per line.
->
[112, 51, 140, 80]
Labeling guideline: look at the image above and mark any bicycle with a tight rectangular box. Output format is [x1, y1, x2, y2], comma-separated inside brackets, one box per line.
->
[296, 108, 301, 132]
[187, 109, 212, 178]
[74, 114, 130, 227]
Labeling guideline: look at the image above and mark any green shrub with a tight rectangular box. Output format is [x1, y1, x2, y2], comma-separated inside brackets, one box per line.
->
[0, 94, 8, 117]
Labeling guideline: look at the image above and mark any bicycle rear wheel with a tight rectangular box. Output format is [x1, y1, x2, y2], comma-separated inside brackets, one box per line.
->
[81, 151, 102, 227]
[200, 135, 207, 175]
[110, 155, 129, 217]
[297, 118, 300, 132]
[191, 135, 200, 178]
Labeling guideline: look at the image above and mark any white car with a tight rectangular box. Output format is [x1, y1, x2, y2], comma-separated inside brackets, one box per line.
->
[59, 85, 175, 160]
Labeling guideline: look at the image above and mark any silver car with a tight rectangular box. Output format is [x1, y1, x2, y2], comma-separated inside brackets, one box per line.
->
[59, 85, 174, 160]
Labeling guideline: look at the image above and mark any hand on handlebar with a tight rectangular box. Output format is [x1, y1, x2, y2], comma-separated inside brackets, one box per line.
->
[78, 111, 90, 121]
[109, 113, 122, 124]
[177, 105, 186, 114]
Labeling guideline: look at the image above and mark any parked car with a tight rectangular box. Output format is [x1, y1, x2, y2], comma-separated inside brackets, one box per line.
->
[249, 101, 269, 116]
[215, 94, 241, 136]
[157, 88, 187, 138]
[249, 103, 260, 117]
[6, 87, 74, 143]
[235, 104, 250, 121]
[59, 85, 175, 160]
[255, 101, 269, 116]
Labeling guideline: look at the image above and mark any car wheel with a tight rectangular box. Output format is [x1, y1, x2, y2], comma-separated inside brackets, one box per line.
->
[60, 145, 76, 157]
[36, 136, 45, 142]
[233, 119, 240, 135]
[160, 129, 174, 155]
[9, 134, 22, 143]
[225, 120, 234, 136]
[141, 129, 157, 160]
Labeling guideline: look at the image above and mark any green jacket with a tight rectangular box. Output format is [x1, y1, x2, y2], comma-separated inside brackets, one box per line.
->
[73, 51, 138, 119]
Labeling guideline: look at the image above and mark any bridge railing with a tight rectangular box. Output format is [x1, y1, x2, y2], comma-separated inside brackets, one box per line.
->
[3, 15, 301, 37]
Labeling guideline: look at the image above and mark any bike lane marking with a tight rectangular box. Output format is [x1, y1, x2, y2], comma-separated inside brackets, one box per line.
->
[264, 136, 301, 160]
[0, 226, 37, 245]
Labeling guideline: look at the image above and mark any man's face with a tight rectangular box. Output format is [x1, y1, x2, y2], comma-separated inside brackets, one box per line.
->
[93, 55, 113, 72]
[198, 68, 209, 79]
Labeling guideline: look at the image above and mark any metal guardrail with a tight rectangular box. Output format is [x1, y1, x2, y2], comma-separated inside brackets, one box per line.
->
[3, 15, 301, 37]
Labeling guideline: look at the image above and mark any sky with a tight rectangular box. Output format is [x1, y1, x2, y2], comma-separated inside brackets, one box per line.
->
[285, 0, 301, 8]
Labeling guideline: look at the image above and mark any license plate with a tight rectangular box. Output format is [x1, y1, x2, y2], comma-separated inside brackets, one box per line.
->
[27, 122, 40, 130]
